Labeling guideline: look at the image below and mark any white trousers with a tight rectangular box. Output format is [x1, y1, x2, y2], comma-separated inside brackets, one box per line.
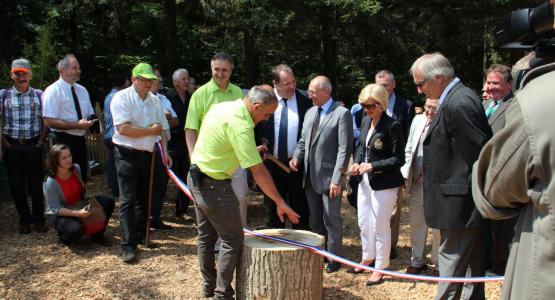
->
[357, 174, 398, 269]
[408, 179, 440, 268]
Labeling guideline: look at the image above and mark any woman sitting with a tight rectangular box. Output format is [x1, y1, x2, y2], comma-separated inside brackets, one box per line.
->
[347, 84, 405, 286]
[43, 144, 115, 246]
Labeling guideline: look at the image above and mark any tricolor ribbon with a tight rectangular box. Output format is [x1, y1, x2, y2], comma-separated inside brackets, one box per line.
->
[156, 143, 504, 283]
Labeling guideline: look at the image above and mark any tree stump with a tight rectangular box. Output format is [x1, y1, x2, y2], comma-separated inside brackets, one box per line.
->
[236, 229, 325, 300]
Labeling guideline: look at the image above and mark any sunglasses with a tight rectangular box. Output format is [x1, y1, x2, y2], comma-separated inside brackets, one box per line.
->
[414, 78, 429, 88]
[361, 103, 379, 110]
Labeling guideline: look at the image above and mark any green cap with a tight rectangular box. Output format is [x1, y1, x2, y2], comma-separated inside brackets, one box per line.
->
[132, 63, 158, 80]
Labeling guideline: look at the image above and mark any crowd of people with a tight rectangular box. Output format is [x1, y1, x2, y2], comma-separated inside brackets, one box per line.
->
[1, 48, 553, 300]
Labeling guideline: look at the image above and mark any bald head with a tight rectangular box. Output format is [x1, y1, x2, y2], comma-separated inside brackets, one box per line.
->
[308, 75, 332, 107]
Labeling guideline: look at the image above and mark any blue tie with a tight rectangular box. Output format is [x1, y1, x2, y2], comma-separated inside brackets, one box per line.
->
[278, 99, 288, 161]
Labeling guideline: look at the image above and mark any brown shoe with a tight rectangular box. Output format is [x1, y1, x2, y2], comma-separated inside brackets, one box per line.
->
[406, 265, 427, 275]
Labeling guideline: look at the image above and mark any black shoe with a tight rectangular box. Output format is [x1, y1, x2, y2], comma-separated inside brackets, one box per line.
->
[151, 220, 173, 230]
[366, 276, 383, 286]
[58, 236, 72, 246]
[91, 234, 112, 247]
[326, 261, 341, 273]
[390, 247, 398, 259]
[34, 222, 49, 233]
[19, 224, 31, 234]
[121, 249, 138, 264]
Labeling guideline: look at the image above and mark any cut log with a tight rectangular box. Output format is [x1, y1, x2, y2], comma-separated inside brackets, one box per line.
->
[236, 229, 325, 300]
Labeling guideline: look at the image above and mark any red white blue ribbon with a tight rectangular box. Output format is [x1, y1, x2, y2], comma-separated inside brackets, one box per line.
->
[156, 143, 504, 283]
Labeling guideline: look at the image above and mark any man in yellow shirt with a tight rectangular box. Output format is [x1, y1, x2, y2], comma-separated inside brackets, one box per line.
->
[188, 86, 299, 299]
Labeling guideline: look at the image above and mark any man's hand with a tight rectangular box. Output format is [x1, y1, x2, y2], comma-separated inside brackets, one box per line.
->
[289, 158, 299, 172]
[348, 163, 360, 176]
[329, 183, 342, 198]
[358, 162, 373, 174]
[164, 152, 173, 168]
[257, 144, 270, 159]
[150, 123, 163, 135]
[76, 119, 94, 130]
[276, 202, 300, 224]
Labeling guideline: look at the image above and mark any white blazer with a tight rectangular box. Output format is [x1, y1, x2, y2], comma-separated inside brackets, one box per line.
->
[400, 114, 427, 194]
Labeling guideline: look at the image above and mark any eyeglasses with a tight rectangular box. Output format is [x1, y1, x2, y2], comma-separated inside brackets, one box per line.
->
[414, 79, 429, 88]
[361, 103, 379, 110]
[424, 104, 437, 112]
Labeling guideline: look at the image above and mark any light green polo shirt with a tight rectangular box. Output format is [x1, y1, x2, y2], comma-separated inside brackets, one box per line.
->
[185, 78, 243, 131]
[191, 99, 262, 179]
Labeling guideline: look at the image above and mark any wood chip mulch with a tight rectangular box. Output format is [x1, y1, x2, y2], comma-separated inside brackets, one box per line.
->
[0, 174, 502, 299]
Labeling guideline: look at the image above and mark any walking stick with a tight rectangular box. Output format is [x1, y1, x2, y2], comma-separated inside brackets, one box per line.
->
[145, 148, 156, 248]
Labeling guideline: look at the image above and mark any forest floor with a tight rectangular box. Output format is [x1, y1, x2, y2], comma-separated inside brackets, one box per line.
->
[0, 173, 502, 299]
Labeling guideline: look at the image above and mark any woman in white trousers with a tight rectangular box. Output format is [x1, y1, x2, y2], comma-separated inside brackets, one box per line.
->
[348, 84, 405, 286]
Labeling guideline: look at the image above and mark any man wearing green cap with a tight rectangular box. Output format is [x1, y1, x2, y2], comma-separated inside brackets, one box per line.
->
[111, 62, 171, 263]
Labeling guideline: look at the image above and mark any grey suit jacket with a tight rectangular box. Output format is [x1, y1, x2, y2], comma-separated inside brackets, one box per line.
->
[423, 81, 492, 230]
[482, 92, 514, 134]
[293, 101, 353, 194]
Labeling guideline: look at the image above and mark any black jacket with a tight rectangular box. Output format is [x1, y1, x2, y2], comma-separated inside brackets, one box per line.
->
[354, 112, 405, 191]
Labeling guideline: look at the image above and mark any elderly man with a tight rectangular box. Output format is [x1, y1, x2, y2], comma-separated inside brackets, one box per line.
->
[111, 63, 171, 263]
[410, 53, 491, 300]
[188, 86, 299, 299]
[375, 69, 415, 259]
[164, 68, 193, 220]
[401, 98, 440, 275]
[43, 54, 96, 183]
[185, 52, 249, 226]
[0, 58, 48, 234]
[290, 75, 353, 273]
[254, 64, 311, 230]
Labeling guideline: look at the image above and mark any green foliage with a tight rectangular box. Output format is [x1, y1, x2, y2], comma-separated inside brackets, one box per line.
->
[1, 0, 524, 106]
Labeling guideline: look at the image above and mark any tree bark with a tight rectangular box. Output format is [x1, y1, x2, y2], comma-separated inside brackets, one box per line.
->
[237, 229, 325, 300]
[165, 0, 177, 72]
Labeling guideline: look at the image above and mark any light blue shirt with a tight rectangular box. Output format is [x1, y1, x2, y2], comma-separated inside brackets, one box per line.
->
[386, 93, 397, 117]
[103, 88, 117, 140]
[319, 98, 334, 117]
[439, 77, 460, 106]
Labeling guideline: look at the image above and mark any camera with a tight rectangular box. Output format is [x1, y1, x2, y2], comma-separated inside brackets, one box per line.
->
[495, 1, 554, 49]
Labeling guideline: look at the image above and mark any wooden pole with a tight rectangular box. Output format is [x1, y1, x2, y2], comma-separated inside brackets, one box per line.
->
[145, 149, 156, 248]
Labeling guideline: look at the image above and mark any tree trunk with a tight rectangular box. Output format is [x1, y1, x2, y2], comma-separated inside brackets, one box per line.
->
[236, 229, 325, 300]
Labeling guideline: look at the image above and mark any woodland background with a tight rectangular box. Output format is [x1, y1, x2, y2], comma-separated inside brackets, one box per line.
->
[1, 0, 539, 106]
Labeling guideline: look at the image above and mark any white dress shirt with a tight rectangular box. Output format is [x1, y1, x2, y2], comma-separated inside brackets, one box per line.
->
[111, 87, 169, 152]
[272, 90, 300, 158]
[42, 77, 95, 136]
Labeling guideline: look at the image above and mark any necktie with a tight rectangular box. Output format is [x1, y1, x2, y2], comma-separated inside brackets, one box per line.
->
[71, 86, 83, 120]
[311, 107, 322, 146]
[485, 100, 498, 118]
[278, 99, 289, 161]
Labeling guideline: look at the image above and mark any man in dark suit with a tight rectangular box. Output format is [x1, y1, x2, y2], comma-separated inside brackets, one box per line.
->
[290, 75, 353, 273]
[375, 69, 415, 258]
[255, 64, 311, 229]
[482, 64, 515, 277]
[410, 53, 492, 300]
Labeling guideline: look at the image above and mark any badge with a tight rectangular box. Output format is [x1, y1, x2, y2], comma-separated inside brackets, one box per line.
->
[374, 138, 383, 150]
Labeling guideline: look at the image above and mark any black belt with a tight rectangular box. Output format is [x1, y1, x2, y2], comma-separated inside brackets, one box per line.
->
[115, 144, 151, 155]
[199, 171, 231, 182]
[5, 135, 40, 145]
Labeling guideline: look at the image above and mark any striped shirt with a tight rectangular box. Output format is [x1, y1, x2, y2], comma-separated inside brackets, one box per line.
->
[0, 86, 43, 139]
